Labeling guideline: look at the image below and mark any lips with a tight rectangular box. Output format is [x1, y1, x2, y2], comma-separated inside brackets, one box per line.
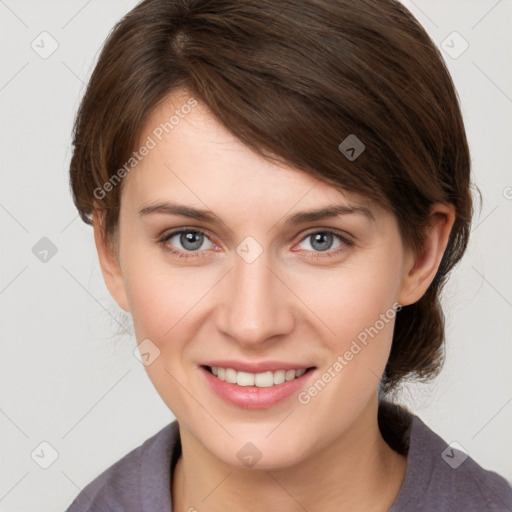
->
[199, 361, 317, 409]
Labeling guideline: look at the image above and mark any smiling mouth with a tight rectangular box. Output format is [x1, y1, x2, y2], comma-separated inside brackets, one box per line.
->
[202, 365, 316, 388]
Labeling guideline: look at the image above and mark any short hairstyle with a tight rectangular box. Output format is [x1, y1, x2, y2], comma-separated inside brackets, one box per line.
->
[69, 0, 473, 393]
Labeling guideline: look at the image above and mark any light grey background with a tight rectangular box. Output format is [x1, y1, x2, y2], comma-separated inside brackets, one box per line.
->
[1, 1, 511, 511]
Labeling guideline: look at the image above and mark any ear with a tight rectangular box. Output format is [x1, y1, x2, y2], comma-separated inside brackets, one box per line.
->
[92, 211, 130, 312]
[398, 203, 456, 306]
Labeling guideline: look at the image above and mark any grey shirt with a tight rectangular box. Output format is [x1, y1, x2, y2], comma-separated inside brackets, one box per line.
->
[64, 402, 512, 511]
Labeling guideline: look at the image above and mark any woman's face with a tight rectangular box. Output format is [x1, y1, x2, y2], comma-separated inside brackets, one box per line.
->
[102, 90, 419, 469]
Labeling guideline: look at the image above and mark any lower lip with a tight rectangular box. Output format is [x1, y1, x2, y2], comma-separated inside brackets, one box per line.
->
[200, 366, 316, 409]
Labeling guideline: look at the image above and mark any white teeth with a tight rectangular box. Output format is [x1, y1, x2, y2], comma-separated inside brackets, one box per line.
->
[225, 368, 237, 383]
[236, 371, 254, 387]
[209, 366, 309, 387]
[273, 369, 286, 385]
[255, 371, 274, 388]
[285, 369, 296, 381]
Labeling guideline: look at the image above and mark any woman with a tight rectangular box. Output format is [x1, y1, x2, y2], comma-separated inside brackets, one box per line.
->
[65, 0, 512, 510]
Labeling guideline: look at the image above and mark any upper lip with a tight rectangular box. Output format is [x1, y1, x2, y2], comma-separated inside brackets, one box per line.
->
[201, 360, 316, 373]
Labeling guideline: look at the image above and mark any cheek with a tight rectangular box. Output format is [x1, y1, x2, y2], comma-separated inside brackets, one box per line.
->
[293, 255, 402, 349]
[124, 262, 203, 341]
[289, 260, 402, 433]
[288, 251, 403, 413]
[121, 251, 209, 411]
[121, 243, 223, 364]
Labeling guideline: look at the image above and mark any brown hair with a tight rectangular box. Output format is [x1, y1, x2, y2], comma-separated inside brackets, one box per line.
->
[69, 0, 473, 393]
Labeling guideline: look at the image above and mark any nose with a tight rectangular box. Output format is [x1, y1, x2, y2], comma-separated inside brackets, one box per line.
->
[216, 248, 295, 348]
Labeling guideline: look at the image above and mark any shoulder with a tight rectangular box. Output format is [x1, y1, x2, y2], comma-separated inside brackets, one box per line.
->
[417, 433, 512, 512]
[64, 420, 180, 512]
[385, 402, 512, 512]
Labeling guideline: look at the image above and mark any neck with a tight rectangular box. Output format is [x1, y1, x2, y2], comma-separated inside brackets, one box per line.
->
[172, 397, 407, 512]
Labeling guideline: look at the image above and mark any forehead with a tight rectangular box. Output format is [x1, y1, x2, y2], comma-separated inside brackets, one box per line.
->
[122, 90, 377, 219]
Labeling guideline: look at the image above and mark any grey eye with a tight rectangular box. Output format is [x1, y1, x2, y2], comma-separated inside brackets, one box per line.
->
[299, 232, 342, 252]
[167, 230, 214, 251]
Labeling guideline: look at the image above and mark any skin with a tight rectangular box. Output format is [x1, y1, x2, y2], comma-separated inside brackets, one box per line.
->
[94, 89, 455, 512]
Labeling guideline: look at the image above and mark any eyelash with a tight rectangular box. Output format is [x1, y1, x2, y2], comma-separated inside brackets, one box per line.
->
[158, 227, 354, 260]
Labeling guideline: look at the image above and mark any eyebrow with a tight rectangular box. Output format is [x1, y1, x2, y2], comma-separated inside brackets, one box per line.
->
[138, 201, 375, 225]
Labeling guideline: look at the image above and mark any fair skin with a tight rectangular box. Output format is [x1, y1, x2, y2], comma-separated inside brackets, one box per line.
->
[93, 89, 455, 512]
